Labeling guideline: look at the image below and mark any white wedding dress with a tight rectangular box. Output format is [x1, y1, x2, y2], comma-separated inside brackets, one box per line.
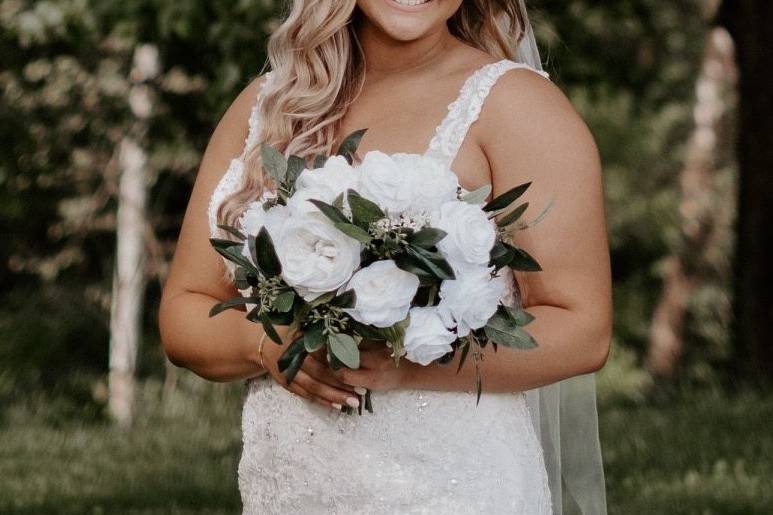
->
[208, 59, 554, 514]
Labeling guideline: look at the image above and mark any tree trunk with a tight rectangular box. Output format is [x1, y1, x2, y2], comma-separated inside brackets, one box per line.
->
[108, 44, 159, 426]
[720, 1, 773, 378]
[646, 21, 737, 380]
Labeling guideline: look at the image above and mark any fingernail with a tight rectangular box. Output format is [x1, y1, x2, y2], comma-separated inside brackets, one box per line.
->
[353, 386, 367, 396]
[332, 403, 342, 411]
[345, 397, 360, 409]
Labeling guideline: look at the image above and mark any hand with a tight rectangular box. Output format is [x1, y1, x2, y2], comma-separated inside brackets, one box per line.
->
[327, 340, 415, 393]
[261, 327, 360, 411]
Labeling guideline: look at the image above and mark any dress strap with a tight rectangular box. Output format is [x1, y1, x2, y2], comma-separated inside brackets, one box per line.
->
[241, 70, 275, 159]
[423, 59, 550, 170]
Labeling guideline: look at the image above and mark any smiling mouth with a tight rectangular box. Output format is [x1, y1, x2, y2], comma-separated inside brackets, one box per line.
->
[390, 0, 433, 6]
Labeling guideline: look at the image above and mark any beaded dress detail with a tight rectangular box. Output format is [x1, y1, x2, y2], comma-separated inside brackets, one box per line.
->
[208, 59, 553, 514]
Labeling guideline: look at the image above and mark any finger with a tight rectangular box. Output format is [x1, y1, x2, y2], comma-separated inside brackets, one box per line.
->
[284, 380, 338, 411]
[294, 370, 361, 410]
[302, 357, 357, 391]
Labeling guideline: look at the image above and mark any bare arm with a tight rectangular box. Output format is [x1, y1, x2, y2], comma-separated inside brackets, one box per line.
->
[158, 76, 360, 409]
[158, 76, 268, 382]
[339, 70, 613, 393]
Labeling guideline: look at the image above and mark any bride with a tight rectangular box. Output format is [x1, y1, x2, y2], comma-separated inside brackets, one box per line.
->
[159, 0, 612, 513]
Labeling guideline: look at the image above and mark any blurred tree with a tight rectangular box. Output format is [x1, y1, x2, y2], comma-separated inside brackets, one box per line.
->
[719, 0, 773, 380]
[646, 0, 737, 382]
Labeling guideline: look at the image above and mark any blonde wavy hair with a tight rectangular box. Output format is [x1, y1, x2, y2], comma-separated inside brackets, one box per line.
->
[216, 0, 530, 278]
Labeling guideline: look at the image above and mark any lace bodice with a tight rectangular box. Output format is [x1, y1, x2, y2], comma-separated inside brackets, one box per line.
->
[207, 59, 553, 514]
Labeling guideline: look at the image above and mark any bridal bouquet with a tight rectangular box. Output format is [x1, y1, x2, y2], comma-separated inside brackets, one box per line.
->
[210, 130, 545, 414]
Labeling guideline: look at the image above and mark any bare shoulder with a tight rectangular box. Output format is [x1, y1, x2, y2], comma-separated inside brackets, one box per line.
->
[478, 68, 601, 184]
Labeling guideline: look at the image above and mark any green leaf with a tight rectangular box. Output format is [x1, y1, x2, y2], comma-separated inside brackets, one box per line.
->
[259, 313, 283, 345]
[208, 297, 260, 317]
[346, 189, 385, 227]
[349, 319, 388, 341]
[216, 224, 246, 241]
[508, 246, 542, 272]
[303, 323, 326, 353]
[273, 291, 295, 313]
[261, 143, 288, 182]
[334, 222, 371, 243]
[247, 234, 259, 268]
[331, 289, 357, 309]
[329, 333, 360, 369]
[484, 311, 538, 349]
[212, 244, 256, 271]
[407, 228, 448, 249]
[456, 342, 471, 374]
[407, 245, 456, 280]
[256, 227, 282, 276]
[364, 389, 373, 414]
[308, 199, 349, 225]
[483, 182, 532, 212]
[460, 184, 492, 205]
[336, 128, 367, 164]
[394, 253, 436, 281]
[286, 155, 306, 187]
[332, 192, 345, 210]
[503, 305, 535, 326]
[309, 291, 337, 308]
[496, 202, 529, 228]
[314, 154, 327, 169]
[489, 241, 516, 269]
[210, 238, 243, 251]
[277, 337, 308, 384]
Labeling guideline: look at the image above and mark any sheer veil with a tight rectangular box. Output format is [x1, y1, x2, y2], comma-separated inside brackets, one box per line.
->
[510, 2, 608, 514]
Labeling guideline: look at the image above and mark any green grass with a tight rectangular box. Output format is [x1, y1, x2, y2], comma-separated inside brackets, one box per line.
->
[1, 370, 771, 514]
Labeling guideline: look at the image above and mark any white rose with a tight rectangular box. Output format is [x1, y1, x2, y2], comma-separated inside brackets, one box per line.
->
[344, 260, 419, 328]
[438, 265, 505, 337]
[273, 213, 361, 300]
[434, 200, 496, 266]
[404, 307, 457, 366]
[359, 151, 413, 214]
[288, 156, 360, 216]
[391, 153, 459, 212]
[238, 199, 288, 263]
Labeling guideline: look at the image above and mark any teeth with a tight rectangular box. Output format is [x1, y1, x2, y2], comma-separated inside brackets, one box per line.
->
[392, 0, 430, 5]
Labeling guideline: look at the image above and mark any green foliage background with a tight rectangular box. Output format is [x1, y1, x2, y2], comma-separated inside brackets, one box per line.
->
[0, 1, 762, 513]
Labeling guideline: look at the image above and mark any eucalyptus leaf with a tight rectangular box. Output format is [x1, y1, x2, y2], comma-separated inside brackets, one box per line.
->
[303, 323, 326, 353]
[407, 245, 456, 280]
[286, 155, 306, 187]
[460, 184, 492, 205]
[484, 312, 538, 350]
[308, 199, 349, 225]
[503, 305, 536, 326]
[456, 342, 471, 374]
[209, 238, 243, 251]
[489, 241, 516, 269]
[256, 227, 282, 276]
[336, 128, 367, 164]
[334, 222, 372, 244]
[216, 224, 245, 241]
[277, 337, 308, 384]
[346, 189, 385, 227]
[483, 182, 532, 212]
[329, 333, 360, 369]
[213, 245, 256, 272]
[273, 291, 295, 313]
[349, 320, 388, 341]
[407, 228, 448, 249]
[496, 202, 529, 228]
[259, 313, 283, 345]
[314, 154, 327, 169]
[261, 143, 288, 182]
[508, 246, 542, 272]
[331, 289, 357, 309]
[208, 297, 260, 317]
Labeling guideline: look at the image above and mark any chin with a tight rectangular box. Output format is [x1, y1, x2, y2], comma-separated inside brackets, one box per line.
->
[357, 0, 462, 42]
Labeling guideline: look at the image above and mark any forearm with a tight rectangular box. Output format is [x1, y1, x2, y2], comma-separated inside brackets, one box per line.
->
[402, 304, 611, 393]
[158, 290, 270, 382]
